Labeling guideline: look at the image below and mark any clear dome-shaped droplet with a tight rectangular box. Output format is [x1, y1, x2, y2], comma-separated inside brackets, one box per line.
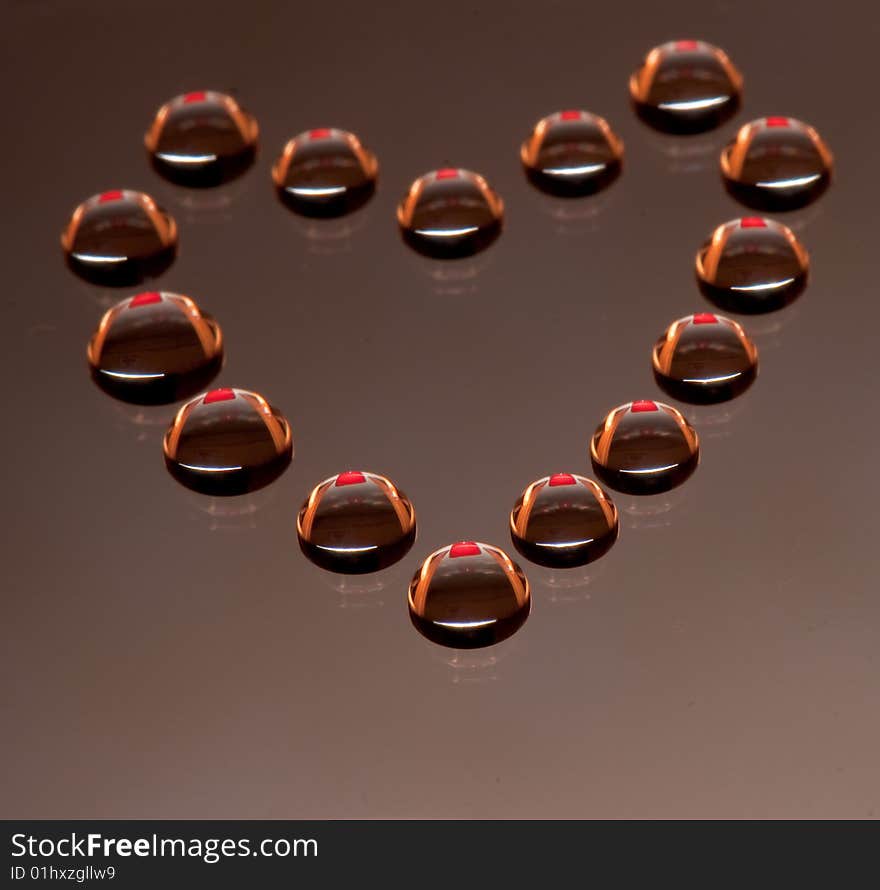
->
[652, 313, 758, 404]
[145, 91, 258, 187]
[408, 542, 530, 649]
[272, 128, 378, 217]
[87, 291, 223, 404]
[61, 190, 178, 287]
[520, 110, 623, 196]
[696, 216, 809, 313]
[590, 400, 700, 495]
[297, 471, 416, 574]
[629, 40, 743, 133]
[720, 117, 833, 210]
[163, 388, 292, 496]
[509, 474, 619, 568]
[397, 168, 503, 258]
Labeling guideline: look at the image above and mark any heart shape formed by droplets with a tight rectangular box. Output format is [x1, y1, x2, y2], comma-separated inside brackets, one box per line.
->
[63, 39, 834, 649]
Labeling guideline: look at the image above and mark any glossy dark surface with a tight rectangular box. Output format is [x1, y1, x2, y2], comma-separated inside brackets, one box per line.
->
[163, 388, 292, 495]
[145, 91, 258, 187]
[408, 542, 530, 648]
[652, 312, 757, 403]
[297, 471, 416, 574]
[272, 128, 378, 217]
[591, 400, 700, 494]
[7, 0, 880, 820]
[720, 117, 833, 210]
[397, 168, 503, 258]
[61, 190, 177, 286]
[629, 40, 742, 133]
[696, 216, 809, 313]
[521, 111, 623, 196]
[510, 474, 619, 568]
[87, 291, 223, 404]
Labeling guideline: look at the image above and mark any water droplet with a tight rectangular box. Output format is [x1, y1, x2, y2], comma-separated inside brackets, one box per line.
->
[297, 471, 416, 574]
[397, 168, 503, 258]
[590, 401, 700, 494]
[408, 542, 530, 648]
[87, 291, 223, 404]
[521, 110, 623, 196]
[61, 190, 178, 287]
[163, 388, 292, 495]
[272, 128, 378, 217]
[145, 91, 258, 186]
[509, 474, 619, 568]
[629, 40, 742, 133]
[652, 313, 758, 404]
[720, 117, 833, 210]
[696, 216, 809, 313]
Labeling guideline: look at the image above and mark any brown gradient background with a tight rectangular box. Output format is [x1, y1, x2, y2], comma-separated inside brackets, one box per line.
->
[2, 0, 878, 819]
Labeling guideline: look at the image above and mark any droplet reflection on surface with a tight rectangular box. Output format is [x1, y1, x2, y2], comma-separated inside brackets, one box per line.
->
[510, 474, 619, 568]
[696, 216, 809, 313]
[145, 91, 258, 187]
[408, 542, 530, 649]
[720, 117, 833, 210]
[629, 40, 743, 133]
[521, 110, 623, 196]
[397, 168, 503, 258]
[652, 313, 758, 404]
[87, 291, 223, 404]
[272, 128, 378, 217]
[61, 190, 178, 287]
[590, 400, 700, 495]
[297, 471, 416, 574]
[163, 388, 292, 496]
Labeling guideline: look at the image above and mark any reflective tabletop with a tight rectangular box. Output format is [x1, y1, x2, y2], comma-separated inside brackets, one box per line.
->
[3, 0, 878, 818]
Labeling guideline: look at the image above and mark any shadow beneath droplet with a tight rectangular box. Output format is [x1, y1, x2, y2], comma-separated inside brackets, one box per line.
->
[315, 569, 388, 610]
[155, 178, 249, 226]
[530, 188, 615, 238]
[526, 560, 606, 605]
[186, 485, 278, 532]
[617, 486, 689, 531]
[108, 400, 177, 445]
[760, 202, 825, 236]
[643, 128, 728, 175]
[309, 557, 412, 610]
[286, 204, 373, 256]
[682, 397, 750, 442]
[430, 634, 521, 686]
[706, 302, 800, 355]
[324, 575, 388, 609]
[75, 280, 133, 312]
[408, 249, 493, 297]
